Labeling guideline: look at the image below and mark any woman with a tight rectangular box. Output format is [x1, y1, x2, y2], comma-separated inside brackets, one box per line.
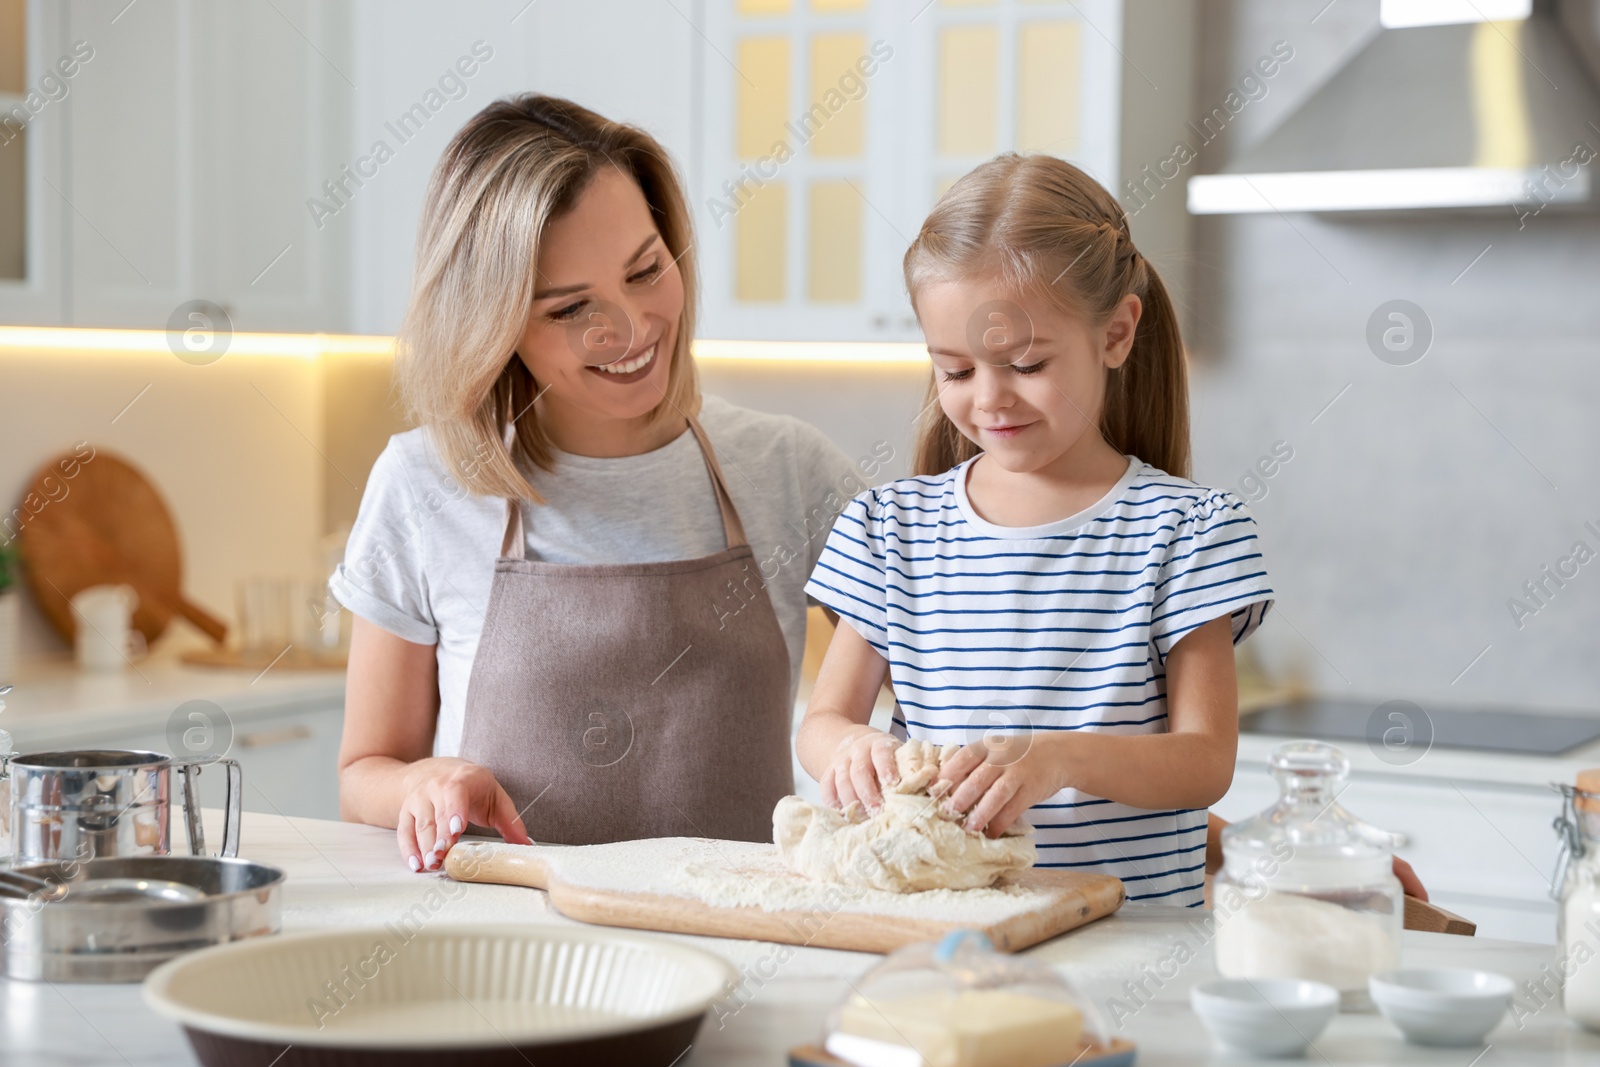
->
[332, 95, 862, 871]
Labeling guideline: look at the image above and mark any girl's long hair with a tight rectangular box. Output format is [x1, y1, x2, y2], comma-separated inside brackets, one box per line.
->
[395, 94, 700, 502]
[905, 153, 1189, 480]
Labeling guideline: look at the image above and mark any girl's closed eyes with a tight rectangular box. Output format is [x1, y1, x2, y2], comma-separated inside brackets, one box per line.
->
[937, 359, 1047, 382]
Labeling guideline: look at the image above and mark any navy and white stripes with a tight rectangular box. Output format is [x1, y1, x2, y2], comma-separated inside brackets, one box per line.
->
[803, 455, 1274, 907]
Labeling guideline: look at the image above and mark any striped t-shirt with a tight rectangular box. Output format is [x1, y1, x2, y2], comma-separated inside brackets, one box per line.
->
[803, 454, 1274, 907]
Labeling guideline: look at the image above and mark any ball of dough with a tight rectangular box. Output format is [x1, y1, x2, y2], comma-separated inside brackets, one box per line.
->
[773, 792, 1035, 893]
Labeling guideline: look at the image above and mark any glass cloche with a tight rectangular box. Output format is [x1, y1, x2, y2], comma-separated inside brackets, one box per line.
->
[806, 929, 1130, 1067]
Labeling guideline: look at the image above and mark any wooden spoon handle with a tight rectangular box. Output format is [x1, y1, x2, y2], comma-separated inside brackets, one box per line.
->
[445, 841, 552, 889]
[176, 595, 229, 644]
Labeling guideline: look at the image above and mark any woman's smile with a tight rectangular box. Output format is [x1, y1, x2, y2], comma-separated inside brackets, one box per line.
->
[588, 337, 661, 384]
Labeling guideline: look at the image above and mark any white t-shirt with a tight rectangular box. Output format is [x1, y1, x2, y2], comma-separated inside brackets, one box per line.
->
[330, 395, 866, 757]
[804, 455, 1274, 908]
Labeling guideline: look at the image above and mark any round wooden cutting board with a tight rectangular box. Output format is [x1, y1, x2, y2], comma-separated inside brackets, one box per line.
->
[15, 447, 227, 647]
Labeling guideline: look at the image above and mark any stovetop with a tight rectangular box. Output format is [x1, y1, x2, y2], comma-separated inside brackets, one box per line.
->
[1241, 698, 1600, 757]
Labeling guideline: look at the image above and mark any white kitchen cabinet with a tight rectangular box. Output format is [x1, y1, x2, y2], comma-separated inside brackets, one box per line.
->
[0, 0, 69, 324]
[695, 0, 1128, 343]
[58, 0, 351, 332]
[16, 698, 345, 824]
[1217, 758, 1562, 944]
[4, 662, 349, 827]
[343, 0, 696, 333]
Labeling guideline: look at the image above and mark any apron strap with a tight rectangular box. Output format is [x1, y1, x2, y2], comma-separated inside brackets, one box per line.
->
[686, 416, 748, 550]
[501, 497, 527, 560]
[496, 415, 748, 560]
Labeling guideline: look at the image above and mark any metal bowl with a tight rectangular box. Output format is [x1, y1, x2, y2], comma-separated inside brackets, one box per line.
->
[143, 924, 737, 1067]
[0, 855, 284, 982]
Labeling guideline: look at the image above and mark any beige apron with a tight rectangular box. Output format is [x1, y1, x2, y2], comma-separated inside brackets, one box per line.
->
[456, 417, 794, 845]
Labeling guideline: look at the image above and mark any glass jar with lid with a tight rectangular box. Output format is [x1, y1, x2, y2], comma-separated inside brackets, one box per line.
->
[1214, 740, 1402, 1005]
[1553, 768, 1600, 1031]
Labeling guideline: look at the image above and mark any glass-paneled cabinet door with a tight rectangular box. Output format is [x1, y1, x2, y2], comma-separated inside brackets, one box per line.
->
[696, 0, 1123, 344]
[905, 0, 1121, 212]
[698, 0, 907, 341]
[0, 0, 67, 323]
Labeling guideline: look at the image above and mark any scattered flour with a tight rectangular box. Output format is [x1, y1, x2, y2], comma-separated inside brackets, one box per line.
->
[536, 837, 1056, 924]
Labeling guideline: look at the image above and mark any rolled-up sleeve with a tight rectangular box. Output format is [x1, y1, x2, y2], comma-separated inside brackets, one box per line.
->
[328, 440, 439, 645]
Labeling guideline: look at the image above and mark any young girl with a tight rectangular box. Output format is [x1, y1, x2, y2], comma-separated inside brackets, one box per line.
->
[796, 153, 1273, 908]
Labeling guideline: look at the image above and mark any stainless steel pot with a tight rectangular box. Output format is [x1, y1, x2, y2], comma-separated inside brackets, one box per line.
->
[0, 854, 284, 981]
[2, 749, 241, 865]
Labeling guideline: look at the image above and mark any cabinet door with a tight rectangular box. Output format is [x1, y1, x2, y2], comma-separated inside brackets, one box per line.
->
[0, 0, 69, 324]
[33, 702, 347, 826]
[696, 0, 1123, 343]
[63, 0, 185, 327]
[699, 0, 900, 342]
[63, 0, 348, 331]
[192, 0, 350, 333]
[219, 703, 346, 822]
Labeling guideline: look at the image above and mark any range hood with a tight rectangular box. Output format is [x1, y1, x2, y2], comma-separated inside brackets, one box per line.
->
[1188, 0, 1600, 214]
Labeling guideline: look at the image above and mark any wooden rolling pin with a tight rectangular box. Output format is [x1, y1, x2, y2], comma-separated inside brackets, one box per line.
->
[445, 841, 552, 887]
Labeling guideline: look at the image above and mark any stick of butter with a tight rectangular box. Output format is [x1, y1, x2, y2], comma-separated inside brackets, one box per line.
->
[836, 989, 1084, 1067]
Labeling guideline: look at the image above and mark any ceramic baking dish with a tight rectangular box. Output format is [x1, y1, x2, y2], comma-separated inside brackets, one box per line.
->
[143, 923, 736, 1066]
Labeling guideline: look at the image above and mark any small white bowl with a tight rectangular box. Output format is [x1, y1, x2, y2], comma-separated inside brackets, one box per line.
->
[1191, 978, 1340, 1057]
[1368, 968, 1514, 1047]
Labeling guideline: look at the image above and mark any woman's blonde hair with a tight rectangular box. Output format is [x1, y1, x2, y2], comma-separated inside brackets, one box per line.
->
[396, 94, 700, 502]
[905, 153, 1189, 480]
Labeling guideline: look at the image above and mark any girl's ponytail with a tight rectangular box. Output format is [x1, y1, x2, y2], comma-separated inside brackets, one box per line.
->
[1101, 262, 1189, 480]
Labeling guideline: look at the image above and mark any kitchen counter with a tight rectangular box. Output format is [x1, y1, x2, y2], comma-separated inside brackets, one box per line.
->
[0, 656, 346, 750]
[4, 811, 1595, 1066]
[1236, 727, 1600, 791]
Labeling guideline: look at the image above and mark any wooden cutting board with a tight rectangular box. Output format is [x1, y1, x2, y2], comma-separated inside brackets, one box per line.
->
[446, 838, 1124, 954]
[15, 448, 227, 646]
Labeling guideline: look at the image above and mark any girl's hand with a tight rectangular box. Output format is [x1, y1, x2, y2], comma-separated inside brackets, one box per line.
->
[938, 733, 1064, 838]
[396, 757, 533, 872]
[820, 728, 901, 814]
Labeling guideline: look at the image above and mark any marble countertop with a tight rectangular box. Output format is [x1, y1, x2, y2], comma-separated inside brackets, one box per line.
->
[0, 656, 346, 748]
[4, 810, 1597, 1066]
[1235, 727, 1600, 791]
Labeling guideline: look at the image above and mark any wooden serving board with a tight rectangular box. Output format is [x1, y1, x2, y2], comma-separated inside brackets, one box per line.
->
[16, 448, 228, 646]
[446, 838, 1124, 954]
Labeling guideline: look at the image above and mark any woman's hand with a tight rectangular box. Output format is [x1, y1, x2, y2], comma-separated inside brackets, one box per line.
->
[937, 732, 1065, 838]
[820, 728, 901, 814]
[396, 757, 533, 872]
